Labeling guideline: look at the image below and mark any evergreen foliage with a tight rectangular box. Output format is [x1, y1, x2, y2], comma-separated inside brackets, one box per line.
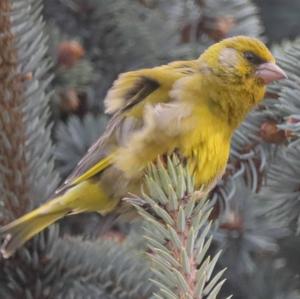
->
[1, 0, 300, 298]
[260, 39, 300, 233]
[54, 114, 107, 177]
[129, 156, 230, 299]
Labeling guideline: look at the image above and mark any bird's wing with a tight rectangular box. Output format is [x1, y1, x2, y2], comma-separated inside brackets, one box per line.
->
[55, 114, 132, 194]
[56, 60, 198, 194]
[104, 71, 160, 115]
[104, 60, 198, 114]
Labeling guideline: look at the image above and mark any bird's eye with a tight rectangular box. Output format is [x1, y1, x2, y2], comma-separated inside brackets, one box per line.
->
[244, 51, 264, 65]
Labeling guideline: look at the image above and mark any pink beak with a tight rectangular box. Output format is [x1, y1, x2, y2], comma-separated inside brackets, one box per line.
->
[256, 62, 287, 84]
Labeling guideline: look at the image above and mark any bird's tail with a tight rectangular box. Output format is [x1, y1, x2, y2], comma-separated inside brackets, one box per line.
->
[0, 177, 116, 258]
[0, 195, 69, 259]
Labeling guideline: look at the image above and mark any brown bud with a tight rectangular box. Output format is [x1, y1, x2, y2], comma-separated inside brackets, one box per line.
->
[20, 72, 33, 82]
[209, 202, 220, 220]
[60, 89, 80, 113]
[286, 116, 299, 125]
[138, 0, 156, 8]
[260, 120, 286, 144]
[265, 91, 279, 99]
[200, 16, 235, 41]
[180, 23, 193, 43]
[220, 212, 243, 232]
[181, 16, 235, 43]
[194, 0, 205, 7]
[285, 116, 298, 138]
[211, 16, 235, 40]
[103, 231, 126, 243]
[57, 41, 85, 68]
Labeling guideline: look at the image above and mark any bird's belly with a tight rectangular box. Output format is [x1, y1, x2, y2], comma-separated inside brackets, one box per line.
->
[180, 136, 230, 189]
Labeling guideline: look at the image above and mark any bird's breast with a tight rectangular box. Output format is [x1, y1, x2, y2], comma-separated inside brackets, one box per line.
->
[179, 122, 231, 189]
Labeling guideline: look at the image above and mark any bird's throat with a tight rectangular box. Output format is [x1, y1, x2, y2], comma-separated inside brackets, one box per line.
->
[206, 82, 265, 130]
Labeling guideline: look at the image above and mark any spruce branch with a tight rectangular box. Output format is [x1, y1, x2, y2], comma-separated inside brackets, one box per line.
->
[0, 0, 60, 223]
[243, 259, 300, 299]
[258, 39, 300, 233]
[214, 178, 288, 275]
[271, 38, 300, 139]
[0, 0, 31, 220]
[48, 237, 156, 299]
[260, 144, 300, 233]
[1, 231, 157, 299]
[129, 156, 230, 299]
[0, 1, 61, 297]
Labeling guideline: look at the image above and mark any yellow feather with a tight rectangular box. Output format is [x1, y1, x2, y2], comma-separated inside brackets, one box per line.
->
[0, 179, 118, 258]
[71, 155, 114, 185]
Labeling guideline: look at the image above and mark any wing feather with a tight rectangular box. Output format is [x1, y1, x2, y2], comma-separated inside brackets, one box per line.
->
[104, 60, 198, 114]
[104, 72, 160, 114]
[70, 155, 114, 186]
[56, 60, 199, 193]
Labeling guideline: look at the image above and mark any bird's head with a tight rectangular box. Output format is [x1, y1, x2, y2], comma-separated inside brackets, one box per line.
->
[197, 36, 287, 128]
[198, 35, 287, 92]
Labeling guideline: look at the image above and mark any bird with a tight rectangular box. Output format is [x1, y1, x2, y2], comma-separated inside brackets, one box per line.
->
[0, 36, 287, 258]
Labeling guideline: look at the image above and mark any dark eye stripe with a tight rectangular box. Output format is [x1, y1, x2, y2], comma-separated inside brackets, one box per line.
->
[244, 51, 266, 65]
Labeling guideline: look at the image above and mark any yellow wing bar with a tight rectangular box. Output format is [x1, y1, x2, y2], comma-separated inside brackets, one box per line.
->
[71, 154, 114, 185]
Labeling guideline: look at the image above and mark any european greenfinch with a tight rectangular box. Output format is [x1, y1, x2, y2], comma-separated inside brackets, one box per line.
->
[0, 36, 287, 258]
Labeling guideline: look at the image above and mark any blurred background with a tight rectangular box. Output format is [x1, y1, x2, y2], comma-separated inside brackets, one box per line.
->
[1, 0, 300, 298]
